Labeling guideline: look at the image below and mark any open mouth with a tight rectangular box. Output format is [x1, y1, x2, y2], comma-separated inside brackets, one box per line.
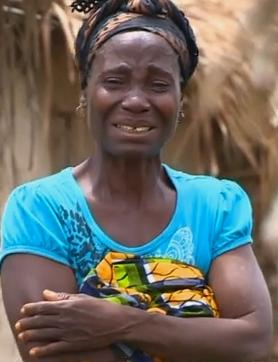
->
[115, 124, 153, 134]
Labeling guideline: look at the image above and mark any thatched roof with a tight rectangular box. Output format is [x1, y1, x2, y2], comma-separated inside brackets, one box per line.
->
[0, 0, 278, 214]
[173, 0, 278, 192]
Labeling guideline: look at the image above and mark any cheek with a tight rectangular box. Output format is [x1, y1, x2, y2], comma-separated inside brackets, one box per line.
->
[87, 87, 124, 144]
[87, 88, 113, 138]
[89, 88, 114, 115]
[155, 94, 179, 124]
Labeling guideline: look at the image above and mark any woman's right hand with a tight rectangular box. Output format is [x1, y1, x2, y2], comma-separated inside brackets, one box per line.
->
[1, 255, 126, 362]
[33, 290, 126, 362]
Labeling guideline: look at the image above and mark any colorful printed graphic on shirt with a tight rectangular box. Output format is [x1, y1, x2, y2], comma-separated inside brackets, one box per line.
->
[55, 203, 109, 284]
[56, 203, 196, 286]
[164, 227, 195, 264]
[149, 227, 195, 265]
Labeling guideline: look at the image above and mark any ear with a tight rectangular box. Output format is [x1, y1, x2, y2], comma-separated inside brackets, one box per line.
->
[80, 91, 87, 109]
[76, 91, 88, 119]
[180, 97, 185, 112]
[178, 98, 185, 123]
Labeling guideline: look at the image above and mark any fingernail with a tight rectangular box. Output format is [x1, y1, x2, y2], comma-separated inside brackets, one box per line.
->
[15, 322, 21, 331]
[20, 307, 25, 314]
[29, 348, 38, 356]
[44, 289, 57, 295]
[18, 333, 24, 340]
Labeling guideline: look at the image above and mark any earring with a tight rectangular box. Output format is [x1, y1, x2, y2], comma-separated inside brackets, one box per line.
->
[76, 94, 87, 118]
[178, 102, 185, 124]
[179, 109, 185, 120]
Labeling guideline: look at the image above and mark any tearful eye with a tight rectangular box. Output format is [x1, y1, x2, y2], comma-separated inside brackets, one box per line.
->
[103, 78, 123, 86]
[151, 81, 170, 92]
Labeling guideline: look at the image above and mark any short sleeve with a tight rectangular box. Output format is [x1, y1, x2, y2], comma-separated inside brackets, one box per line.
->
[212, 180, 253, 259]
[0, 185, 71, 268]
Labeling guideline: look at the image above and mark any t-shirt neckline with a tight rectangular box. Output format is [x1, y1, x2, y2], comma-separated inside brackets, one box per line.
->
[65, 164, 182, 254]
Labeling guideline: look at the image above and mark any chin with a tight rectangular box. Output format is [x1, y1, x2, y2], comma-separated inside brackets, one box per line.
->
[105, 144, 161, 159]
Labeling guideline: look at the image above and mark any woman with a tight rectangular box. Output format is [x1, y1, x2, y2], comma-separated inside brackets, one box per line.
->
[0, 1, 273, 362]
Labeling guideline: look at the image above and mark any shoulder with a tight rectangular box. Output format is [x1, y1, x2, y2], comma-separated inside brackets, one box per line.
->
[0, 169, 75, 269]
[5, 168, 73, 209]
[166, 164, 252, 229]
[1, 168, 77, 229]
[165, 164, 253, 260]
[165, 164, 248, 203]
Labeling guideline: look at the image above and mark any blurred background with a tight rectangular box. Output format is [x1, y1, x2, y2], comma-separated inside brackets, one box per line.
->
[0, 0, 278, 360]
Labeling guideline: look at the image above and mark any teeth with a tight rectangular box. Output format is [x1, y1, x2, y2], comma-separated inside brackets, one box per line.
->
[116, 124, 151, 133]
[135, 127, 150, 132]
[117, 125, 134, 131]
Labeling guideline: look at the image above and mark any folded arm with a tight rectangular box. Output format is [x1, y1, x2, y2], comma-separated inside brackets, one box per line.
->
[119, 245, 273, 362]
[2, 245, 272, 362]
[1, 254, 120, 362]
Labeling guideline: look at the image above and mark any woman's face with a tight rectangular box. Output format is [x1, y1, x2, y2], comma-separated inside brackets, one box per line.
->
[86, 31, 182, 158]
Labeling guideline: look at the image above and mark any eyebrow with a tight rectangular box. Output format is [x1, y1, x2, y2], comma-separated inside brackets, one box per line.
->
[99, 63, 175, 80]
[146, 64, 174, 78]
[101, 64, 131, 75]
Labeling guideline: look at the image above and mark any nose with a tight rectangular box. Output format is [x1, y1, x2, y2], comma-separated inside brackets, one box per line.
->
[121, 88, 150, 114]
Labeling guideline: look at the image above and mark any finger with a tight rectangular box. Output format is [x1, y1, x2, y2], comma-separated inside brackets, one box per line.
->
[21, 301, 61, 317]
[18, 328, 62, 343]
[43, 289, 71, 301]
[43, 290, 92, 302]
[15, 315, 58, 332]
[29, 341, 75, 358]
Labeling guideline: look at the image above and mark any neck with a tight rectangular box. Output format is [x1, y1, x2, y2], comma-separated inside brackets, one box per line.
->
[78, 151, 165, 205]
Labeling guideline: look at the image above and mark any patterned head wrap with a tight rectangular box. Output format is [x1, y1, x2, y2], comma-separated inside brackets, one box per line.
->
[71, 0, 199, 90]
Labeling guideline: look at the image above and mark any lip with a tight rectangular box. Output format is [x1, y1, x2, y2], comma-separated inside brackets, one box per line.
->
[112, 119, 155, 131]
[112, 120, 154, 127]
[113, 124, 154, 134]
[114, 124, 152, 128]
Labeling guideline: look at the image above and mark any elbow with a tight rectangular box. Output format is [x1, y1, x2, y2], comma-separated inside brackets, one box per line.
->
[244, 324, 273, 361]
[252, 334, 273, 361]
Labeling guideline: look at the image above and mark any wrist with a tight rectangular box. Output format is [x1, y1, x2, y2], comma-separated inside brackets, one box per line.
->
[120, 305, 155, 344]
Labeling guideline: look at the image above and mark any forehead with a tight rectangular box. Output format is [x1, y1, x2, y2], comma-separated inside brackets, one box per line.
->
[93, 31, 180, 74]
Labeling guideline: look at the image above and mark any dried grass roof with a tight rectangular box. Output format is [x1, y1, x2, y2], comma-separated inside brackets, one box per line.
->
[0, 0, 278, 213]
[172, 0, 278, 212]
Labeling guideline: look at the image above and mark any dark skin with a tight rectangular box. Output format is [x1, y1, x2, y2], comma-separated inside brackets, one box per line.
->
[1, 31, 273, 362]
[77, 30, 180, 247]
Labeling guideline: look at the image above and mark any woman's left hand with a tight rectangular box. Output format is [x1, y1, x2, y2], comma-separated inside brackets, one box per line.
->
[15, 290, 125, 358]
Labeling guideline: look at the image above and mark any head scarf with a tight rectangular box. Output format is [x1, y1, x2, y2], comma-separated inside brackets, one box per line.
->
[71, 0, 199, 90]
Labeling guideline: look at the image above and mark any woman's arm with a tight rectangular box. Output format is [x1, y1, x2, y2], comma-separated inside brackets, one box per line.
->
[1, 254, 120, 362]
[12, 244, 273, 362]
[120, 244, 273, 362]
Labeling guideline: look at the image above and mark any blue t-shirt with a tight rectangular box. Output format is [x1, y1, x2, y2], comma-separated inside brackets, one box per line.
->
[0, 165, 253, 286]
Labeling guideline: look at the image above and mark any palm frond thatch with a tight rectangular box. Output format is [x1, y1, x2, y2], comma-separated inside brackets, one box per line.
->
[0, 0, 278, 209]
[161, 1, 278, 236]
[0, 0, 80, 203]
